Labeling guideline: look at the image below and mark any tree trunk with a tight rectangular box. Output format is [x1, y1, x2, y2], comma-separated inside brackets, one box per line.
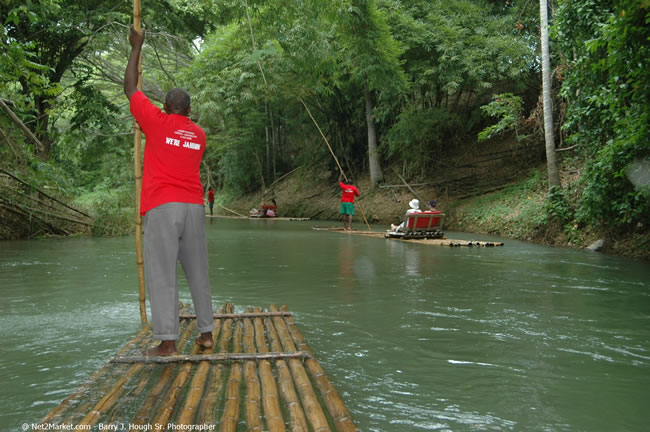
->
[265, 103, 270, 182]
[540, 0, 561, 187]
[364, 87, 383, 186]
[271, 109, 277, 181]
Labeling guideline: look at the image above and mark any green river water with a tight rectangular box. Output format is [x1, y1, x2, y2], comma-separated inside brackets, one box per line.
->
[1, 218, 649, 431]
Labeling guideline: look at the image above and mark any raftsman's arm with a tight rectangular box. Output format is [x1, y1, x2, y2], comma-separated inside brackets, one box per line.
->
[124, 25, 145, 100]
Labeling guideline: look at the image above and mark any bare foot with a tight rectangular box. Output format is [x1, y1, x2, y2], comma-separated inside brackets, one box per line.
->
[144, 340, 178, 356]
[195, 331, 214, 348]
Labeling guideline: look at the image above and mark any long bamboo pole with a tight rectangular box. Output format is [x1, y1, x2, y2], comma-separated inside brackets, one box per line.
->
[197, 305, 229, 424]
[110, 351, 309, 364]
[216, 202, 247, 217]
[180, 311, 292, 319]
[129, 319, 196, 430]
[220, 318, 243, 432]
[133, 0, 146, 324]
[265, 316, 309, 432]
[243, 310, 263, 431]
[253, 307, 287, 432]
[299, 98, 372, 231]
[149, 342, 201, 428]
[177, 310, 223, 426]
[395, 172, 425, 206]
[269, 304, 330, 431]
[0, 99, 44, 152]
[281, 305, 357, 432]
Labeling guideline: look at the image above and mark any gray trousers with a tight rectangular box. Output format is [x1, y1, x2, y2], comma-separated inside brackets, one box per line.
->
[143, 202, 215, 340]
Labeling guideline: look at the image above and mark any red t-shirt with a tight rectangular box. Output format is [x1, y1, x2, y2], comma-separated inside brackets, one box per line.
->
[339, 182, 359, 203]
[208, 189, 215, 203]
[130, 91, 206, 215]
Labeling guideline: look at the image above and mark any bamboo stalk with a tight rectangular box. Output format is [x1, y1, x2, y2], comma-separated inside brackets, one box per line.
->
[269, 305, 330, 431]
[217, 202, 247, 217]
[147, 318, 204, 429]
[395, 172, 425, 206]
[220, 317, 243, 432]
[0, 195, 92, 226]
[280, 305, 357, 432]
[77, 364, 146, 426]
[80, 329, 158, 424]
[132, 0, 146, 324]
[149, 348, 199, 428]
[110, 351, 310, 364]
[0, 125, 23, 160]
[176, 312, 223, 426]
[253, 307, 286, 432]
[180, 311, 292, 319]
[176, 361, 210, 425]
[120, 305, 192, 424]
[106, 363, 154, 424]
[63, 310, 181, 424]
[0, 169, 92, 218]
[129, 320, 197, 430]
[244, 310, 263, 431]
[41, 323, 152, 424]
[264, 311, 309, 432]
[0, 99, 44, 151]
[1, 185, 92, 223]
[197, 305, 231, 425]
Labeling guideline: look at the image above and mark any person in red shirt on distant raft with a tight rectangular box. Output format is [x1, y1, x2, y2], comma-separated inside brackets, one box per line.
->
[124, 26, 215, 356]
[338, 173, 359, 231]
[207, 187, 215, 216]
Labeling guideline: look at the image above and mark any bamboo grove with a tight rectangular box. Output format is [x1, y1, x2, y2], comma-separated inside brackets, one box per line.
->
[0, 0, 648, 239]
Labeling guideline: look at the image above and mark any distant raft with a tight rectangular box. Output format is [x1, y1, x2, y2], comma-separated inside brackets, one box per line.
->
[40, 303, 357, 431]
[208, 214, 310, 221]
[313, 226, 504, 247]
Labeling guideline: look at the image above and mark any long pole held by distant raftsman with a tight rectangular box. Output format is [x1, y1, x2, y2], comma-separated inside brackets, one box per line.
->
[133, 0, 147, 324]
[299, 98, 372, 231]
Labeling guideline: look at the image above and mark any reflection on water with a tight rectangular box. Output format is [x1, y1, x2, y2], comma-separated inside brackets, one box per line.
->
[1, 219, 649, 431]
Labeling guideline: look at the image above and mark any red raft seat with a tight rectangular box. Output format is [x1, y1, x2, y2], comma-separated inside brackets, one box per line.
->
[385, 211, 445, 239]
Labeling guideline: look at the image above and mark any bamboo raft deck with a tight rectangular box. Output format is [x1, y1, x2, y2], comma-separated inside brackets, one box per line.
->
[208, 215, 311, 221]
[312, 226, 504, 247]
[41, 303, 357, 431]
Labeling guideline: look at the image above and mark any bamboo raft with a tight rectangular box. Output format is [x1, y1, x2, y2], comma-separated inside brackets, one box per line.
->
[208, 215, 311, 221]
[312, 226, 504, 247]
[40, 303, 357, 431]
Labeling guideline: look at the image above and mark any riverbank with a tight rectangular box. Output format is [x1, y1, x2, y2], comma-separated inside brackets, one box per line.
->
[221, 164, 650, 261]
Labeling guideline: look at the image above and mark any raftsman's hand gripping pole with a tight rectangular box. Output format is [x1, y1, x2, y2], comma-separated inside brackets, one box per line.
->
[133, 0, 147, 324]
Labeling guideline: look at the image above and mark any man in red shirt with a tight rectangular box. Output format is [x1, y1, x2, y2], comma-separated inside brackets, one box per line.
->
[207, 188, 215, 216]
[338, 174, 360, 231]
[125, 26, 215, 356]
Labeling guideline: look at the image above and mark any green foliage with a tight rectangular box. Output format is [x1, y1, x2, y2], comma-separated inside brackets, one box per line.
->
[384, 107, 463, 175]
[54, 79, 124, 176]
[10, 0, 637, 242]
[450, 169, 548, 238]
[384, 0, 534, 109]
[478, 93, 523, 142]
[75, 182, 135, 237]
[0, 0, 130, 154]
[544, 186, 573, 223]
[555, 0, 650, 229]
